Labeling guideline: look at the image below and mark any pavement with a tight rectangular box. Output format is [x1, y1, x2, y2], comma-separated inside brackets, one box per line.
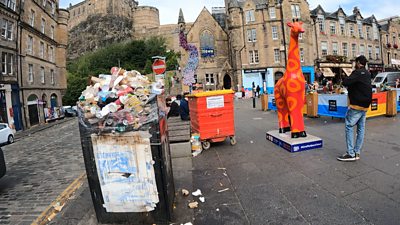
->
[1, 99, 400, 225]
[0, 117, 85, 225]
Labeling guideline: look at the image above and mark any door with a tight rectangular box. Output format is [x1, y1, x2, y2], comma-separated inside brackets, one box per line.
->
[28, 105, 39, 126]
[223, 74, 232, 89]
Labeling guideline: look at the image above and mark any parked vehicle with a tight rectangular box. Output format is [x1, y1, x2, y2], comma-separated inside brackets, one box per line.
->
[63, 106, 77, 117]
[0, 123, 14, 145]
[0, 147, 5, 178]
[372, 72, 400, 88]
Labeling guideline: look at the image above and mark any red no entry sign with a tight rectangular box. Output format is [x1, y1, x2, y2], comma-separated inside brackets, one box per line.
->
[152, 59, 166, 75]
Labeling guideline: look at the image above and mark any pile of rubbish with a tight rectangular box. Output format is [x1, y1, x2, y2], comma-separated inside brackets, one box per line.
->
[77, 67, 164, 133]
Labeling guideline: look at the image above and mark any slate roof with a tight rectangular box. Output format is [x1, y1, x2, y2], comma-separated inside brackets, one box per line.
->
[310, 5, 377, 25]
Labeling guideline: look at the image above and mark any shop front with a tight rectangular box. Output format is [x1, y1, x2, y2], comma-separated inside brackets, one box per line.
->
[0, 84, 22, 131]
[242, 68, 270, 95]
[368, 63, 384, 78]
[318, 63, 353, 84]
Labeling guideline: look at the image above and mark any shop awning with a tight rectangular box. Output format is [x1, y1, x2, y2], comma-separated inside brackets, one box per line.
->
[391, 59, 400, 65]
[320, 68, 335, 77]
[342, 68, 353, 76]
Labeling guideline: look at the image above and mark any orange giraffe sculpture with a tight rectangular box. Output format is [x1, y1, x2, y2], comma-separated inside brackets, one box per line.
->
[274, 19, 307, 138]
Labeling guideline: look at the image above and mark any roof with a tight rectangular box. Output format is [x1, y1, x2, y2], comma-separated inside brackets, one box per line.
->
[363, 15, 376, 25]
[311, 5, 375, 24]
[178, 8, 185, 24]
[379, 23, 389, 32]
[310, 5, 325, 17]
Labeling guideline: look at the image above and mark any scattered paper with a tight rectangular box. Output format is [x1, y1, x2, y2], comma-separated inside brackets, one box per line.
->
[182, 223, 193, 225]
[192, 150, 202, 157]
[218, 188, 229, 193]
[192, 189, 202, 196]
[181, 189, 189, 196]
[199, 197, 205, 203]
[188, 201, 199, 209]
[250, 141, 254, 144]
[216, 208, 220, 212]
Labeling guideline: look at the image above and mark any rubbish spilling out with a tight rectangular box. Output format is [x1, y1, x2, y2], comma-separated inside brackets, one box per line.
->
[77, 67, 164, 133]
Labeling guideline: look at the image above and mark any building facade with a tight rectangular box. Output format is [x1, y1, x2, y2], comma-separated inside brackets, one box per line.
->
[18, 0, 69, 129]
[0, 0, 21, 130]
[311, 6, 383, 80]
[178, 8, 232, 92]
[379, 17, 400, 70]
[225, 0, 315, 93]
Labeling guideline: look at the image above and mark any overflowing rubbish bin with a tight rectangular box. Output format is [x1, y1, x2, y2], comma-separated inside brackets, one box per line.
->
[188, 90, 236, 150]
[77, 68, 174, 224]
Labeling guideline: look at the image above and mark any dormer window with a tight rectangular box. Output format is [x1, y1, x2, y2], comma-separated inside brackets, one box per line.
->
[317, 15, 325, 32]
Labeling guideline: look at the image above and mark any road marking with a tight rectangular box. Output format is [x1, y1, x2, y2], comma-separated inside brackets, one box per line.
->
[31, 172, 87, 225]
[253, 117, 263, 120]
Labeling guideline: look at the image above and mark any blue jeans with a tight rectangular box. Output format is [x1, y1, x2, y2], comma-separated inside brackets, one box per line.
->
[345, 108, 367, 157]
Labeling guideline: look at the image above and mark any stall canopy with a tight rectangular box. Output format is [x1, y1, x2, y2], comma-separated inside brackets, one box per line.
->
[320, 68, 335, 77]
[391, 59, 400, 65]
[342, 68, 353, 76]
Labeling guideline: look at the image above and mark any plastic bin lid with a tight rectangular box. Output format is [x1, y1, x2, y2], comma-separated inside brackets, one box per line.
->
[188, 90, 234, 98]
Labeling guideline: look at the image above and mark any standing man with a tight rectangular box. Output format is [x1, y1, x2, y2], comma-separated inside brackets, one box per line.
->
[180, 93, 190, 121]
[337, 55, 372, 161]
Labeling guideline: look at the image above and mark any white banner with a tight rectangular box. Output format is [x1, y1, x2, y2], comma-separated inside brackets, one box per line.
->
[206, 95, 224, 109]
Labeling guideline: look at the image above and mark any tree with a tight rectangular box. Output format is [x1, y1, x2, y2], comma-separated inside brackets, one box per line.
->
[63, 37, 180, 105]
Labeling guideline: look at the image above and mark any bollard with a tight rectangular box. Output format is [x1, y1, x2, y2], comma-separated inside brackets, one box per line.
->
[253, 96, 256, 108]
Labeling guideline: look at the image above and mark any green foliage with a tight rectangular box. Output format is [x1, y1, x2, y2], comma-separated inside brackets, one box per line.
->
[62, 72, 88, 106]
[63, 36, 180, 105]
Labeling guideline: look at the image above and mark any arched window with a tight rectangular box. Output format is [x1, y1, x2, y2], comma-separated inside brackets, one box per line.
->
[200, 30, 215, 58]
[50, 93, 58, 108]
[28, 94, 38, 102]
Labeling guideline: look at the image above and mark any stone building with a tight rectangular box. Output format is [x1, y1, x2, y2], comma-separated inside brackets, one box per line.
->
[378, 16, 400, 70]
[310, 6, 383, 79]
[18, 0, 69, 128]
[178, 8, 232, 92]
[0, 0, 21, 130]
[225, 0, 315, 93]
[67, 0, 138, 30]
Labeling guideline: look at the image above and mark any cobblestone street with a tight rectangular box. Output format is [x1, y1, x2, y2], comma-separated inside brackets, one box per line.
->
[0, 119, 84, 225]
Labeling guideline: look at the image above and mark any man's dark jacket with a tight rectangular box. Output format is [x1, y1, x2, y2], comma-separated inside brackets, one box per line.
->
[167, 101, 180, 118]
[179, 99, 190, 121]
[342, 68, 372, 108]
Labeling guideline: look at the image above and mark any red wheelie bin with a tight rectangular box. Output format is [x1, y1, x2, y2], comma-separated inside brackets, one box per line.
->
[188, 90, 236, 150]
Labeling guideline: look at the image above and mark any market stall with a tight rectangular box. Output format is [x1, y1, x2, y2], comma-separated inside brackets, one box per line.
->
[317, 94, 348, 118]
[366, 92, 387, 118]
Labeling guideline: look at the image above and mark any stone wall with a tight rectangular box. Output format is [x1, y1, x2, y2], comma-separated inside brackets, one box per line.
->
[67, 14, 133, 59]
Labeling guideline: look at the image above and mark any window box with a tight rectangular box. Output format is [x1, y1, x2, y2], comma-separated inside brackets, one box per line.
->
[387, 43, 392, 48]
[394, 44, 398, 49]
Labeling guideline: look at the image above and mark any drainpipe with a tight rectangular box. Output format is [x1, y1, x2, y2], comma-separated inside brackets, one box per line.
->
[378, 25, 385, 72]
[279, 0, 287, 66]
[312, 17, 319, 64]
[237, 7, 246, 89]
[17, 0, 27, 129]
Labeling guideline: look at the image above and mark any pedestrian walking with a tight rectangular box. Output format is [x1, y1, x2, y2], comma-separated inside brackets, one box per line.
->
[337, 55, 372, 162]
[241, 86, 245, 99]
[256, 85, 260, 98]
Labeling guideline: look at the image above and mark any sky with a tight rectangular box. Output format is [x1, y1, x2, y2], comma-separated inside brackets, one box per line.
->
[59, 0, 399, 24]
